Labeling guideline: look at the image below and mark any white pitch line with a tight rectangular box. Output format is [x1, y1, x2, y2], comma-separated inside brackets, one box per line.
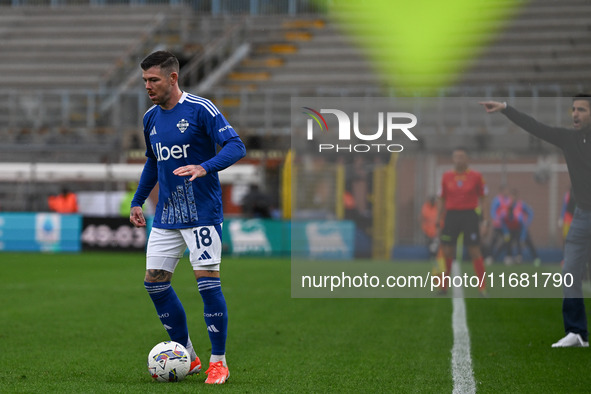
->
[451, 261, 476, 394]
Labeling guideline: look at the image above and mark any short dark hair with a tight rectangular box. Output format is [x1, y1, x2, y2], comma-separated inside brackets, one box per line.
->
[572, 93, 591, 107]
[140, 51, 179, 74]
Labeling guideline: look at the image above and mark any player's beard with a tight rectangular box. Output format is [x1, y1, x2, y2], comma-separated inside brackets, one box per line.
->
[148, 92, 162, 105]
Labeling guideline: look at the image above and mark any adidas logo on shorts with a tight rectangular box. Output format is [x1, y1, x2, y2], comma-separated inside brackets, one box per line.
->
[198, 250, 212, 261]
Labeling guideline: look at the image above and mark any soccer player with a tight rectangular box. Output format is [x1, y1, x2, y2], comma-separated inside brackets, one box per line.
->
[129, 51, 246, 383]
[480, 95, 591, 347]
[437, 147, 489, 296]
[485, 184, 511, 265]
[560, 187, 575, 241]
[500, 189, 540, 266]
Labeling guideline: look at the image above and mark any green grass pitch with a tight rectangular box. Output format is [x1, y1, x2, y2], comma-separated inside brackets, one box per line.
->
[1, 252, 590, 393]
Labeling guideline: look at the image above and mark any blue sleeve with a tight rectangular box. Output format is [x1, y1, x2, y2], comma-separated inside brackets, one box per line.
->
[131, 157, 158, 208]
[523, 203, 533, 227]
[490, 197, 499, 219]
[142, 109, 157, 161]
[200, 136, 246, 174]
[520, 226, 527, 241]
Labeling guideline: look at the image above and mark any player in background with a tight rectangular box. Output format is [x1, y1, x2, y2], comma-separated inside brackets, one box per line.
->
[480, 95, 591, 348]
[484, 184, 511, 265]
[560, 187, 576, 242]
[500, 189, 540, 266]
[436, 147, 489, 296]
[130, 51, 246, 383]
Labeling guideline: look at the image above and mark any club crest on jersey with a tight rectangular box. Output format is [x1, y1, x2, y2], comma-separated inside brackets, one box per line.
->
[177, 119, 189, 133]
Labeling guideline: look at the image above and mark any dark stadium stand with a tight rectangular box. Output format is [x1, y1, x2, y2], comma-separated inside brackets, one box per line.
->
[0, 6, 181, 90]
[455, 0, 591, 93]
[198, 15, 382, 147]
[0, 5, 190, 163]
[0, 0, 589, 161]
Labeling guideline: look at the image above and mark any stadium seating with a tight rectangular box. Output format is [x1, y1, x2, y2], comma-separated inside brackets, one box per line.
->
[197, 0, 591, 148]
[1, 0, 591, 157]
[202, 15, 382, 145]
[0, 6, 180, 90]
[455, 0, 591, 93]
[0, 5, 188, 162]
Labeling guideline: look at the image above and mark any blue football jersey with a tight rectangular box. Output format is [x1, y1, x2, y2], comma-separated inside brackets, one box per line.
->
[142, 92, 240, 229]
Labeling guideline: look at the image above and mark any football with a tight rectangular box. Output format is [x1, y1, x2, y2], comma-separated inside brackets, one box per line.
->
[147, 341, 191, 382]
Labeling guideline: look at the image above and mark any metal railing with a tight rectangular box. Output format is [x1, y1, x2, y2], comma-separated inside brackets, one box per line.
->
[0, 87, 148, 131]
[179, 17, 249, 89]
[1, 0, 329, 15]
[0, 84, 575, 144]
[100, 13, 169, 93]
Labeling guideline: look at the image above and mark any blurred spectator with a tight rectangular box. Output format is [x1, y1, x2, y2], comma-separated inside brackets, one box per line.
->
[48, 187, 78, 214]
[343, 190, 355, 212]
[120, 182, 139, 218]
[420, 195, 439, 259]
[421, 195, 446, 275]
[241, 184, 272, 218]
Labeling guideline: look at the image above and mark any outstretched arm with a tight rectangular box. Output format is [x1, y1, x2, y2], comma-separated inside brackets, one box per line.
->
[478, 100, 566, 147]
[479, 101, 507, 113]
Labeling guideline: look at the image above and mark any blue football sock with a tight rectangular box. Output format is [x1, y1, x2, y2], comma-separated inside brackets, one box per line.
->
[197, 277, 228, 356]
[144, 281, 189, 349]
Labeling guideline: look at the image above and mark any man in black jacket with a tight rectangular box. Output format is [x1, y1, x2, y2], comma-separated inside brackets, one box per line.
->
[480, 95, 591, 347]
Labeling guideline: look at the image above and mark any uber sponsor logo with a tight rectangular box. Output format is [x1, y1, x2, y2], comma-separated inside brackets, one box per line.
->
[153, 142, 190, 161]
